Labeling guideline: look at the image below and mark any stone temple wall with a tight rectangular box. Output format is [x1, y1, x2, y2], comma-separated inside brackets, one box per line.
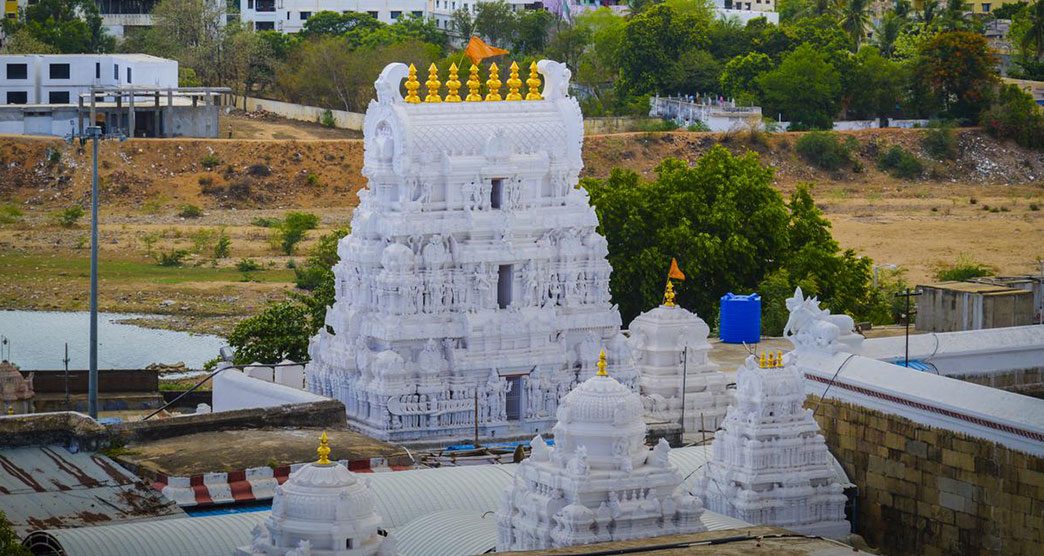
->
[807, 395, 1044, 556]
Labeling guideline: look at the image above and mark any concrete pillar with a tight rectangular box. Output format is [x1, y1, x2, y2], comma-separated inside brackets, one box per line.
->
[78, 94, 84, 135]
[154, 91, 160, 138]
[89, 94, 96, 129]
[166, 88, 173, 138]
[115, 94, 122, 136]
[128, 92, 135, 138]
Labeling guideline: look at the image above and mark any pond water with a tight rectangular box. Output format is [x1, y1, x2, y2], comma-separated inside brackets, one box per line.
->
[0, 310, 225, 370]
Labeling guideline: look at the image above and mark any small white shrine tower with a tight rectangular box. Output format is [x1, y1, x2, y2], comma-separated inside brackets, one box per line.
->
[628, 281, 731, 433]
[306, 60, 637, 441]
[236, 433, 391, 556]
[496, 351, 705, 551]
[692, 351, 850, 538]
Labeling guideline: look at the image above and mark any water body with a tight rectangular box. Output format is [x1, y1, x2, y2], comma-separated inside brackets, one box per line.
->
[0, 310, 225, 370]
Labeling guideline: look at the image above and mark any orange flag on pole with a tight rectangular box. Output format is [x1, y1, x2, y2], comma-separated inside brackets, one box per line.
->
[668, 258, 686, 281]
[463, 35, 509, 65]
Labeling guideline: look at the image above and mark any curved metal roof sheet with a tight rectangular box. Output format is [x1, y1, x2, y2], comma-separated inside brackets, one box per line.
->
[392, 510, 498, 556]
[24, 511, 266, 556]
[366, 462, 516, 528]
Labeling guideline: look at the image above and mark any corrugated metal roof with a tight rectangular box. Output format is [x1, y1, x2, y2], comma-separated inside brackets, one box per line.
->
[26, 447, 766, 555]
[0, 446, 184, 537]
[25, 511, 266, 556]
[392, 510, 498, 556]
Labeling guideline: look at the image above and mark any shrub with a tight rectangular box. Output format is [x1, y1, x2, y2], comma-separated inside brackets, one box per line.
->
[189, 228, 216, 254]
[0, 203, 22, 224]
[276, 211, 320, 255]
[1030, 203, 1040, 211]
[54, 205, 85, 227]
[795, 131, 852, 171]
[200, 153, 221, 170]
[320, 109, 336, 128]
[246, 164, 272, 177]
[294, 227, 349, 290]
[686, 121, 710, 132]
[178, 204, 203, 218]
[198, 176, 214, 186]
[236, 258, 261, 272]
[877, 145, 924, 179]
[157, 249, 189, 267]
[252, 216, 281, 228]
[935, 255, 994, 281]
[922, 120, 958, 159]
[46, 149, 61, 165]
[306, 172, 320, 187]
[213, 228, 231, 259]
[635, 119, 679, 132]
[980, 84, 1044, 149]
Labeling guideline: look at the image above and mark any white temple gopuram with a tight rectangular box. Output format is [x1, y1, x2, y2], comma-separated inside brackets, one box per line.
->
[629, 282, 731, 433]
[692, 351, 850, 539]
[306, 60, 637, 442]
[496, 351, 705, 550]
[236, 433, 392, 556]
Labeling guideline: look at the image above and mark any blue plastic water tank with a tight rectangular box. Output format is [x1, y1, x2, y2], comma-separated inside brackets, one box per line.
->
[719, 292, 762, 344]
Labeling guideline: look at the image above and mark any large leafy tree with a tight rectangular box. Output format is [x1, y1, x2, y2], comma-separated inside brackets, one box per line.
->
[229, 301, 312, 365]
[301, 11, 382, 38]
[2, 0, 113, 53]
[758, 43, 842, 129]
[914, 31, 998, 120]
[719, 52, 774, 102]
[838, 0, 872, 51]
[845, 46, 903, 120]
[617, 3, 713, 95]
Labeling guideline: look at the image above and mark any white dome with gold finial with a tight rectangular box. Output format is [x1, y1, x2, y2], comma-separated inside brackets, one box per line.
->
[235, 433, 390, 556]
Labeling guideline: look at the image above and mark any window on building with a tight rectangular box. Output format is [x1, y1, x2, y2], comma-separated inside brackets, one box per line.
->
[6, 91, 27, 105]
[490, 178, 504, 209]
[6, 63, 27, 80]
[247, 0, 253, 8]
[256, 21, 275, 30]
[255, 0, 275, 12]
[367, 11, 379, 19]
[95, 62, 100, 79]
[345, 539, 353, 549]
[391, 10, 401, 19]
[49, 91, 70, 104]
[982, 3, 991, 11]
[497, 264, 512, 309]
[300, 11, 311, 19]
[114, 63, 119, 80]
[127, 67, 132, 83]
[412, 10, 422, 17]
[48, 63, 70, 79]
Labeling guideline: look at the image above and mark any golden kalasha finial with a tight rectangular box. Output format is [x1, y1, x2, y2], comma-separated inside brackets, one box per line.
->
[766, 352, 776, 368]
[663, 280, 676, 307]
[466, 64, 482, 102]
[317, 431, 331, 464]
[776, 351, 784, 368]
[445, 63, 462, 102]
[485, 63, 502, 101]
[424, 63, 442, 103]
[596, 348, 608, 377]
[505, 61, 523, 101]
[525, 61, 543, 100]
[759, 352, 767, 369]
[404, 64, 421, 104]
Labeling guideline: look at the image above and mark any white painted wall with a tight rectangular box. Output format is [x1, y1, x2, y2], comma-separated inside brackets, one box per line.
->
[861, 325, 1044, 376]
[212, 368, 328, 412]
[241, 95, 365, 130]
[1, 54, 177, 107]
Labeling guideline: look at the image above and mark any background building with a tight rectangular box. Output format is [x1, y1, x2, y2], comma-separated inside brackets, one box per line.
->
[240, 0, 430, 31]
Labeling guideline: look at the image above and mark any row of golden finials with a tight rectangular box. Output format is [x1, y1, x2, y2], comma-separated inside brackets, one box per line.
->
[759, 351, 786, 369]
[404, 61, 543, 103]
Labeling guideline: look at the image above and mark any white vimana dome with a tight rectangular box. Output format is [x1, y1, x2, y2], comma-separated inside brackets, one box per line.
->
[496, 351, 706, 551]
[236, 433, 391, 556]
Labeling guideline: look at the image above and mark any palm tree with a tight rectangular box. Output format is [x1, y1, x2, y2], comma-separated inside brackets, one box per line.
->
[921, 0, 939, 26]
[1022, 0, 1044, 61]
[839, 0, 872, 51]
[874, 11, 906, 58]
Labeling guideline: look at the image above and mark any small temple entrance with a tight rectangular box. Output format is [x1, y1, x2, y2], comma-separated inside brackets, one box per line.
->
[505, 376, 522, 421]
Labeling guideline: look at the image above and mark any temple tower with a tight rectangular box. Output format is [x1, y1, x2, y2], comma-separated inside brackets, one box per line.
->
[692, 352, 850, 538]
[496, 351, 705, 550]
[628, 282, 731, 433]
[236, 433, 391, 556]
[305, 61, 637, 442]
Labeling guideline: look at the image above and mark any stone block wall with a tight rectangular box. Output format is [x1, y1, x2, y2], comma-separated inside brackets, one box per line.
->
[807, 395, 1044, 555]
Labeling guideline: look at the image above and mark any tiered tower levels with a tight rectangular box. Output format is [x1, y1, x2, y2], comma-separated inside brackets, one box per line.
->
[306, 60, 638, 442]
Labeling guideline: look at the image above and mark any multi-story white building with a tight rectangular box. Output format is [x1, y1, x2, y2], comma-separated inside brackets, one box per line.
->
[240, 0, 430, 31]
[0, 54, 177, 106]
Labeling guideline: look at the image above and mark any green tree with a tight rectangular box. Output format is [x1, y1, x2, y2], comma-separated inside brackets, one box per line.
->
[473, 1, 516, 48]
[914, 31, 998, 120]
[758, 43, 841, 129]
[545, 24, 592, 73]
[617, 3, 713, 96]
[0, 27, 60, 54]
[513, 9, 554, 54]
[839, 0, 872, 50]
[276, 211, 320, 255]
[0, 510, 30, 556]
[294, 227, 349, 290]
[450, 8, 475, 40]
[2, 0, 113, 53]
[980, 83, 1044, 148]
[228, 301, 312, 364]
[301, 11, 382, 37]
[873, 10, 906, 58]
[846, 46, 903, 120]
[1020, 1, 1044, 60]
[719, 51, 773, 101]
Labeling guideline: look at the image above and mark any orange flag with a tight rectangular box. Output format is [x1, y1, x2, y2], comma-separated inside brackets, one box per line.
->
[668, 258, 685, 281]
[463, 35, 509, 65]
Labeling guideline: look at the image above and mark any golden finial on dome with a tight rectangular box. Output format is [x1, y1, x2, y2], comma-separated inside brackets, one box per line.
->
[485, 63, 502, 101]
[466, 64, 482, 102]
[776, 351, 784, 368]
[404, 64, 421, 104]
[525, 61, 543, 100]
[663, 280, 676, 307]
[445, 63, 462, 102]
[506, 61, 523, 101]
[759, 352, 767, 369]
[767, 352, 777, 368]
[596, 349, 608, 377]
[317, 431, 331, 464]
[425, 63, 442, 103]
